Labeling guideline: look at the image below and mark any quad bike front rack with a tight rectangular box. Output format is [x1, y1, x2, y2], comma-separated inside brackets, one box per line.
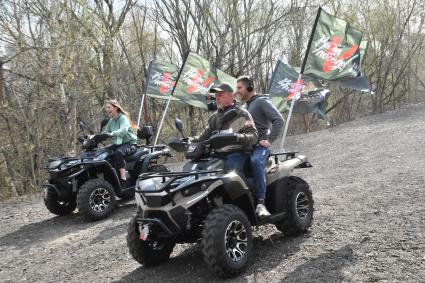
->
[136, 169, 222, 194]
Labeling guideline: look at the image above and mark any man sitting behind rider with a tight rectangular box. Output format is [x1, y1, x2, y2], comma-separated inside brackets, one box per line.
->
[236, 76, 284, 219]
[193, 82, 258, 175]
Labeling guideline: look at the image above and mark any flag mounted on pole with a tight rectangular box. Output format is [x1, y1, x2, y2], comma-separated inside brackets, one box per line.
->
[292, 89, 330, 121]
[172, 52, 237, 109]
[267, 60, 324, 112]
[301, 8, 363, 80]
[279, 6, 365, 150]
[335, 40, 370, 92]
[152, 52, 189, 145]
[145, 60, 180, 101]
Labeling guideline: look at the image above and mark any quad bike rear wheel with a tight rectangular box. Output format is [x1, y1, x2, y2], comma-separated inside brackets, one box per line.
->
[43, 187, 76, 216]
[201, 204, 252, 278]
[275, 182, 314, 236]
[127, 216, 175, 266]
[77, 178, 116, 221]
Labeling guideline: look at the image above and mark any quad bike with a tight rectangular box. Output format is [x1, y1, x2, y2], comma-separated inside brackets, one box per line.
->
[126, 110, 314, 277]
[42, 122, 171, 221]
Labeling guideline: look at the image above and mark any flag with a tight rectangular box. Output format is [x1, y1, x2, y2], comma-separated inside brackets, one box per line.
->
[267, 60, 325, 112]
[335, 40, 370, 92]
[293, 89, 329, 120]
[173, 52, 237, 109]
[301, 7, 363, 81]
[145, 60, 180, 101]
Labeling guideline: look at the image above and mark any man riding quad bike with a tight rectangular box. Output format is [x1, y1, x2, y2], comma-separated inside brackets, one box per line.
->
[126, 109, 314, 278]
[42, 122, 171, 221]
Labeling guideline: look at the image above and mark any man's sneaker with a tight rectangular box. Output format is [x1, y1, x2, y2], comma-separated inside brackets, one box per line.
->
[256, 204, 271, 219]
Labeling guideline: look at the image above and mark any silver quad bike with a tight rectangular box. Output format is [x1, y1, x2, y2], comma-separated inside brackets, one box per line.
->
[127, 110, 314, 278]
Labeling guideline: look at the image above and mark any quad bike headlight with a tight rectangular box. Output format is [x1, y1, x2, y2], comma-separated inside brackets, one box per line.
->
[138, 178, 163, 192]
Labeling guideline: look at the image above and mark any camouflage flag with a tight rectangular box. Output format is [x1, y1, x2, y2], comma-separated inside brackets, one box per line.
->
[267, 60, 324, 112]
[302, 7, 363, 81]
[173, 52, 237, 109]
[145, 60, 180, 101]
[336, 40, 370, 91]
[293, 89, 329, 120]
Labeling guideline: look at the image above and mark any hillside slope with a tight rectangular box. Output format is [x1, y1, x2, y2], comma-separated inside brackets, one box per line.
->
[0, 103, 424, 282]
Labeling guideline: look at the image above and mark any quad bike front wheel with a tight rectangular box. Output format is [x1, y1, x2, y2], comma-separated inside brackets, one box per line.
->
[201, 204, 252, 278]
[43, 187, 76, 216]
[77, 178, 116, 221]
[275, 181, 314, 236]
[127, 216, 175, 266]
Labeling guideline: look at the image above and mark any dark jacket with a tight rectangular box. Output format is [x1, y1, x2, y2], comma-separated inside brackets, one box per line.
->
[195, 103, 258, 153]
[245, 95, 284, 143]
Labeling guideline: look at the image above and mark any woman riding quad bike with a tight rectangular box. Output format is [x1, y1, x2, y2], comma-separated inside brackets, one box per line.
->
[42, 100, 171, 221]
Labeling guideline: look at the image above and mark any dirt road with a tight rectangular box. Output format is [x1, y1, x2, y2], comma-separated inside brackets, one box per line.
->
[1, 103, 424, 282]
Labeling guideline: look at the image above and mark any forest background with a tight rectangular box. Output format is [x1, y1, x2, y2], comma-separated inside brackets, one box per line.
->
[0, 0, 424, 198]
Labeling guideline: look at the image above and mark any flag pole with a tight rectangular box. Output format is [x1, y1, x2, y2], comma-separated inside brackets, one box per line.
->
[279, 73, 302, 150]
[153, 52, 190, 145]
[279, 7, 322, 151]
[136, 95, 145, 128]
[153, 96, 172, 145]
[137, 62, 152, 128]
[266, 60, 281, 94]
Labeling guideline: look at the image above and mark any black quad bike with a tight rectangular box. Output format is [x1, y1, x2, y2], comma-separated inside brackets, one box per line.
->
[126, 110, 314, 278]
[42, 122, 171, 221]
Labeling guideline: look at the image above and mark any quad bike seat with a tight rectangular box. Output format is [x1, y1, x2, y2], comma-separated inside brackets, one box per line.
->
[125, 147, 149, 162]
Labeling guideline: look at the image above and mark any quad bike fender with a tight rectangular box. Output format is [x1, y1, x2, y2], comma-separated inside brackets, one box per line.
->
[213, 172, 257, 224]
[140, 149, 171, 172]
[267, 155, 312, 184]
[78, 160, 121, 192]
[265, 176, 309, 214]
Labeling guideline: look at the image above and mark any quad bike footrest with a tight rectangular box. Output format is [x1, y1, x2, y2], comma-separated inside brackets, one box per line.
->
[257, 211, 287, 226]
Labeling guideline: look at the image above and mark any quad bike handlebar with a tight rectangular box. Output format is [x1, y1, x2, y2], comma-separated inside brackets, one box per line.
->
[169, 132, 241, 161]
[81, 133, 112, 149]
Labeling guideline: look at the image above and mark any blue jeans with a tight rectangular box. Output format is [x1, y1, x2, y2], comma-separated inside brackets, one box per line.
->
[222, 152, 250, 179]
[250, 145, 270, 200]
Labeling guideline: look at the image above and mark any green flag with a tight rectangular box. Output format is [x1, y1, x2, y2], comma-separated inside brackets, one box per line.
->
[173, 52, 237, 109]
[336, 40, 370, 91]
[145, 60, 180, 101]
[267, 60, 324, 112]
[302, 7, 363, 80]
[293, 89, 329, 120]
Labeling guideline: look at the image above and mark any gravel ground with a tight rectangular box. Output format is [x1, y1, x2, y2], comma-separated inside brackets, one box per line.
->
[1, 102, 424, 282]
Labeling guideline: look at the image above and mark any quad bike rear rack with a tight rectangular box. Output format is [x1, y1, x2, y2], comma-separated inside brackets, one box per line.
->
[269, 151, 312, 168]
[269, 151, 299, 163]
